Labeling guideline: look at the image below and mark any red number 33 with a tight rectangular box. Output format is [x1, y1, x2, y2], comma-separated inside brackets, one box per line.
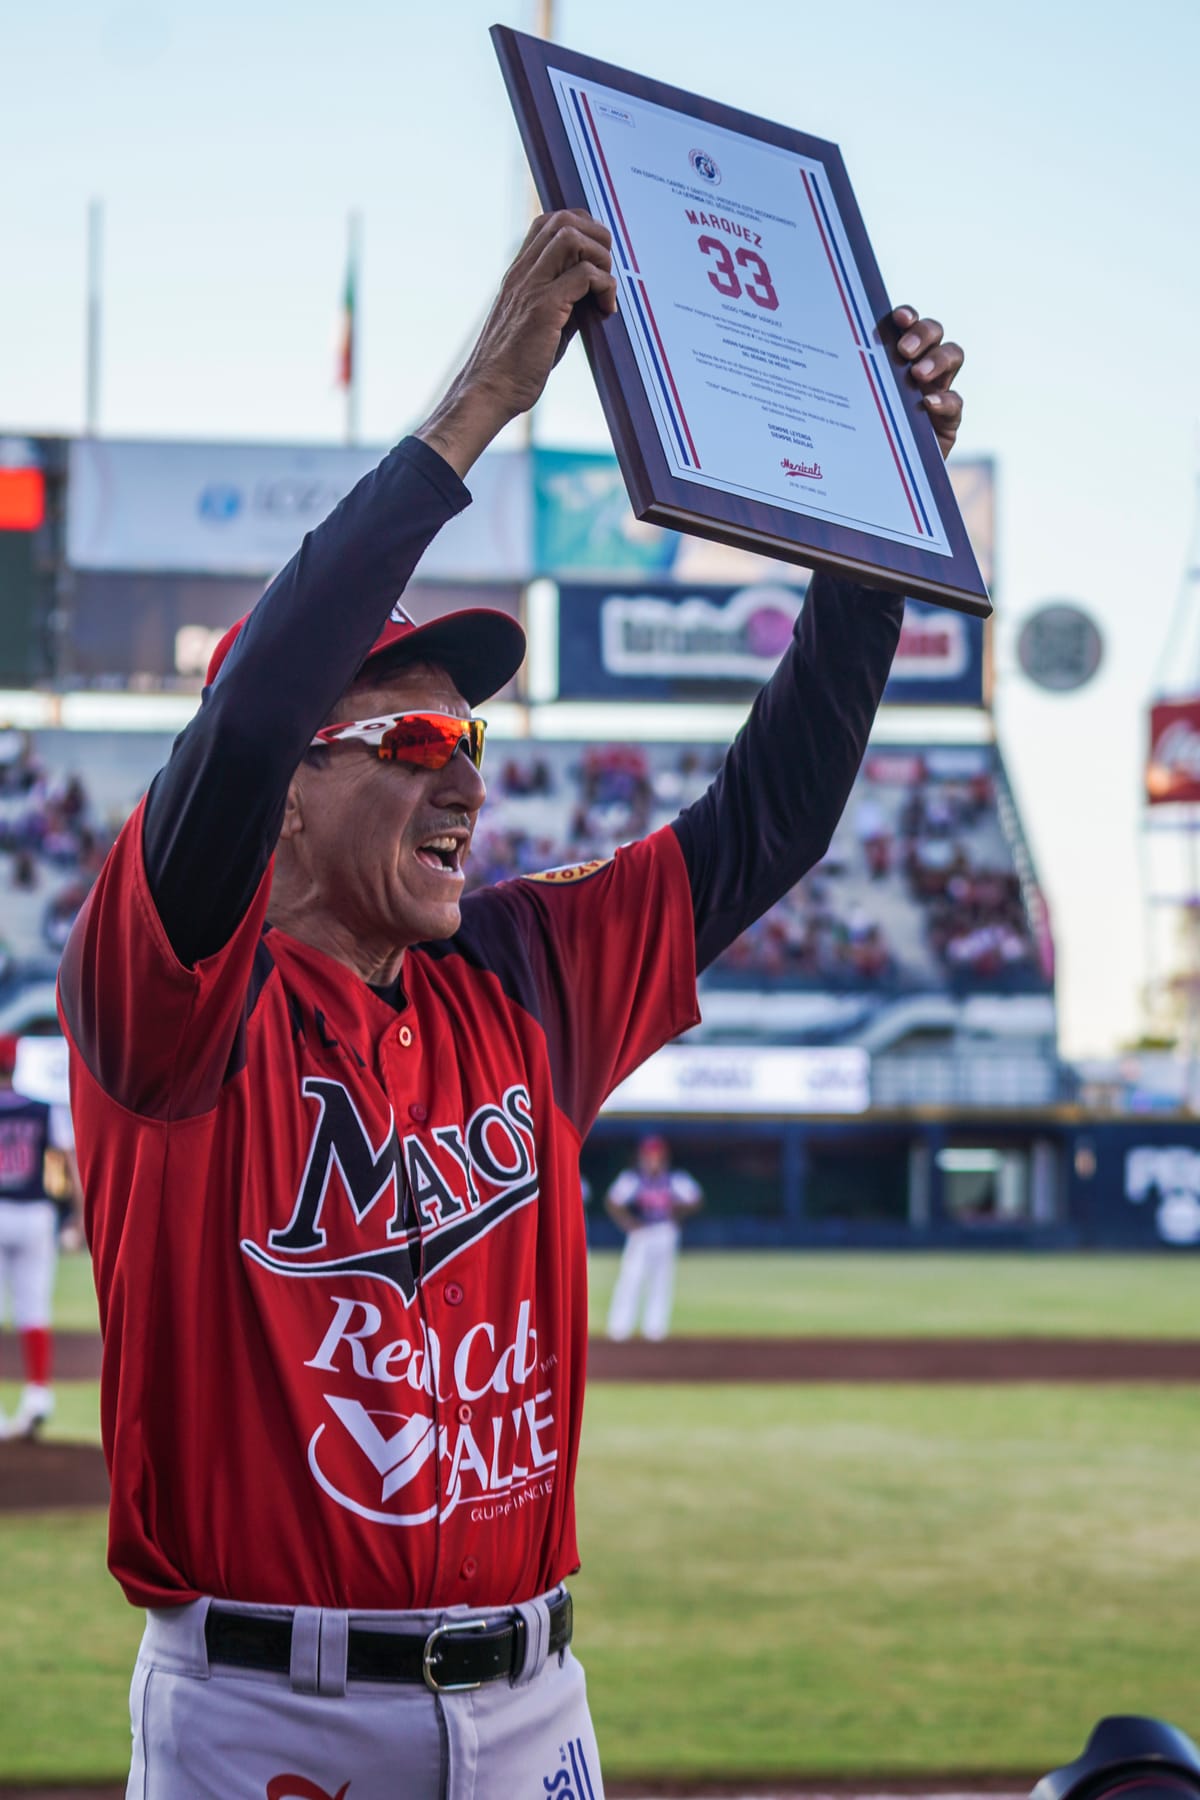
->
[735, 247, 780, 311]
[697, 235, 779, 311]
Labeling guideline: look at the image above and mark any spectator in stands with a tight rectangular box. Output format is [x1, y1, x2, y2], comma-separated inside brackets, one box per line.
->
[10, 848, 37, 891]
[854, 793, 893, 879]
[42, 881, 90, 953]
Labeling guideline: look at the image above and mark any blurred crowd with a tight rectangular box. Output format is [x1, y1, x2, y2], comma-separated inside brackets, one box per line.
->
[0, 729, 111, 979]
[466, 745, 722, 893]
[0, 730, 1044, 999]
[468, 743, 1043, 993]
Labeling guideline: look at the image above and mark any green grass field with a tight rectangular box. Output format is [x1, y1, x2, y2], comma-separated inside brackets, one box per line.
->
[38, 1246, 1200, 1338]
[2, 1378, 1200, 1780]
[587, 1248, 1200, 1337]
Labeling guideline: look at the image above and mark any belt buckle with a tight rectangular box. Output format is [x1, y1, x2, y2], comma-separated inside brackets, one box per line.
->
[422, 1617, 491, 1693]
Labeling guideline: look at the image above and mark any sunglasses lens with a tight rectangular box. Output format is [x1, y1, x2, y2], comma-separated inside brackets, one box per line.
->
[378, 715, 486, 770]
[468, 719, 486, 769]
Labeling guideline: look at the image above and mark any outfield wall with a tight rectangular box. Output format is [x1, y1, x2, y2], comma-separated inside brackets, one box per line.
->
[583, 1114, 1200, 1251]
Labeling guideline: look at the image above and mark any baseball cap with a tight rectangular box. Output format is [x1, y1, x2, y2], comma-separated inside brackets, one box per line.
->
[205, 600, 527, 709]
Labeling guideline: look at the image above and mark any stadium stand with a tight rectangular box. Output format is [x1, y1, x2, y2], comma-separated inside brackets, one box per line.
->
[470, 740, 1049, 999]
[0, 727, 1050, 1047]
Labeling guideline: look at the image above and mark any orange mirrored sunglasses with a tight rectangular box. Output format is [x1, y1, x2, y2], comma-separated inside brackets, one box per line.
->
[310, 711, 487, 771]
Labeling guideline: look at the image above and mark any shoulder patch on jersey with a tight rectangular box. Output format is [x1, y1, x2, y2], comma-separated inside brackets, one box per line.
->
[525, 858, 612, 886]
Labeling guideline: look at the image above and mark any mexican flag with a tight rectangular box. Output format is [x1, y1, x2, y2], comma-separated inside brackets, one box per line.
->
[337, 232, 357, 389]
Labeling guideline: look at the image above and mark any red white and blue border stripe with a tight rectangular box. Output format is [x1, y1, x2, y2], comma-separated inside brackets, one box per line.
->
[800, 170, 933, 540]
[566, 86, 702, 471]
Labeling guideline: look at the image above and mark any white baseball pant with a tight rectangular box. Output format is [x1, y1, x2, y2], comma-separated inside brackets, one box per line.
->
[0, 1199, 58, 1329]
[127, 1588, 603, 1800]
[606, 1221, 681, 1341]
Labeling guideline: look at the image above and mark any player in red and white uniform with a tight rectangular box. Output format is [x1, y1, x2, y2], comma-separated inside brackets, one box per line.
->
[59, 211, 964, 1798]
[605, 1135, 702, 1341]
[0, 1034, 77, 1438]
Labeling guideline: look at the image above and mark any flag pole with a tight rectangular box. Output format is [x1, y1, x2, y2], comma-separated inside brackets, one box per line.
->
[344, 210, 361, 446]
[85, 198, 104, 436]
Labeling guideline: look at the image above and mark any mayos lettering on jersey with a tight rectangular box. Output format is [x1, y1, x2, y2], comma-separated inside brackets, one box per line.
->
[58, 809, 698, 1611]
[524, 858, 611, 885]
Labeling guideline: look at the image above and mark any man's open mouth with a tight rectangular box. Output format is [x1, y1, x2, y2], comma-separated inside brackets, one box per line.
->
[415, 834, 465, 875]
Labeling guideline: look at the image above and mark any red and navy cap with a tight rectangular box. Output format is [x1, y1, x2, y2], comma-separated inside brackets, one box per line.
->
[205, 601, 527, 709]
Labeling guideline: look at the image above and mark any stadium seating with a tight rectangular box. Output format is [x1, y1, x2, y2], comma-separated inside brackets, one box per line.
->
[0, 730, 1050, 1029]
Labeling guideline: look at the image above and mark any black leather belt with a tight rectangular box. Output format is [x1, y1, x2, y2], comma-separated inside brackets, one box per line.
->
[205, 1590, 573, 1693]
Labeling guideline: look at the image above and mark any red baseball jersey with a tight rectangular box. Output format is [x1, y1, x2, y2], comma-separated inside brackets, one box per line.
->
[56, 432, 902, 1618]
[60, 807, 697, 1610]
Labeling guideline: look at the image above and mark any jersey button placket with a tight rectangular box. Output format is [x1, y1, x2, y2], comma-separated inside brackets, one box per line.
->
[385, 1013, 442, 1599]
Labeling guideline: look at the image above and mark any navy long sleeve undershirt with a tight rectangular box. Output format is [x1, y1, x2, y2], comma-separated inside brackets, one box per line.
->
[140, 434, 903, 977]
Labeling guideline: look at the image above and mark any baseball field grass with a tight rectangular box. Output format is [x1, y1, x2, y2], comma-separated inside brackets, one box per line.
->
[585, 1249, 1200, 1337]
[41, 1246, 1200, 1337]
[2, 1376, 1199, 1781]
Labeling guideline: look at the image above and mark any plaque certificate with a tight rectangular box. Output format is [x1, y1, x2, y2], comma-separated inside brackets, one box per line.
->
[494, 27, 990, 617]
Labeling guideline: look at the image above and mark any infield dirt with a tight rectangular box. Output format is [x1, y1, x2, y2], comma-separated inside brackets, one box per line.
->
[36, 1329, 1200, 1386]
[6, 1330, 1200, 1514]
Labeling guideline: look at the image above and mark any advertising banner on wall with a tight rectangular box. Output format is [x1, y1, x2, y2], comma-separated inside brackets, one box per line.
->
[61, 574, 526, 696]
[1067, 1124, 1200, 1249]
[602, 1045, 870, 1115]
[1147, 698, 1200, 804]
[67, 439, 532, 580]
[557, 579, 985, 704]
[536, 448, 995, 589]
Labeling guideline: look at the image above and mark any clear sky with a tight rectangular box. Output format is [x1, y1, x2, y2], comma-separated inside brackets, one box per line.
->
[3, 0, 1199, 1059]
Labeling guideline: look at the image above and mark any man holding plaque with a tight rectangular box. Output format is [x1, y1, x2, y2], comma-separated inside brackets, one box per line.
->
[61, 209, 962, 1797]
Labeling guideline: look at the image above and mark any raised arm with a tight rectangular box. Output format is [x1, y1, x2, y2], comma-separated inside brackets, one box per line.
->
[671, 307, 965, 972]
[144, 211, 619, 969]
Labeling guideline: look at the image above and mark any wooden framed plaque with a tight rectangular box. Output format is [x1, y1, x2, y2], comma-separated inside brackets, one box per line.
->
[493, 26, 991, 618]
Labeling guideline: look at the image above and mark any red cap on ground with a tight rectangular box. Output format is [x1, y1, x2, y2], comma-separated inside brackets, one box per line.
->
[205, 600, 527, 709]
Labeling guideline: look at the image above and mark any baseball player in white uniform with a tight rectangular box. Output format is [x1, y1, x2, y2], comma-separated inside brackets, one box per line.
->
[0, 1034, 77, 1437]
[605, 1136, 702, 1341]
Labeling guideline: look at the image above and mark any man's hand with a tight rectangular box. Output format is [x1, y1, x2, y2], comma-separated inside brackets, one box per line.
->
[417, 210, 617, 478]
[890, 306, 963, 460]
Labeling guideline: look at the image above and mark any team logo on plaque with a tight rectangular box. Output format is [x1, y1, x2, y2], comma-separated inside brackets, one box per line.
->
[688, 147, 721, 184]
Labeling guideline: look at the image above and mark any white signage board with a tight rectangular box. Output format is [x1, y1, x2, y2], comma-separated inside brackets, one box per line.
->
[67, 439, 532, 580]
[602, 1044, 870, 1115]
[13, 1036, 71, 1106]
